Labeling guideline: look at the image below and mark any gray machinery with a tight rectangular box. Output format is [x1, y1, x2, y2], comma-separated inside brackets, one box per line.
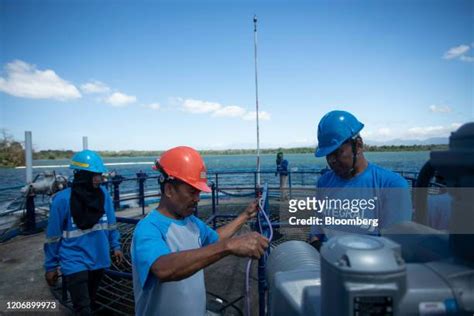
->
[21, 171, 68, 195]
[266, 123, 474, 316]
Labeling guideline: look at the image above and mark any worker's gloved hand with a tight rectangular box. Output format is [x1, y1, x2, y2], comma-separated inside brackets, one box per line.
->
[243, 200, 259, 219]
[45, 270, 59, 286]
[225, 232, 269, 259]
[112, 249, 125, 265]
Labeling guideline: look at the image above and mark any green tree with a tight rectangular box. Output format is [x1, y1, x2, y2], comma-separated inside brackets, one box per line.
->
[0, 129, 25, 168]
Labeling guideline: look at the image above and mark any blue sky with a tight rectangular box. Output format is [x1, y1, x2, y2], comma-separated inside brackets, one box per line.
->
[0, 0, 472, 151]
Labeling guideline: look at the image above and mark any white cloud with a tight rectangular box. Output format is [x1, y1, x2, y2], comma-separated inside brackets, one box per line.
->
[105, 92, 137, 107]
[443, 44, 474, 62]
[429, 104, 452, 113]
[168, 96, 183, 107]
[362, 128, 391, 139]
[144, 102, 161, 110]
[81, 80, 110, 94]
[0, 60, 81, 100]
[181, 99, 222, 113]
[242, 111, 271, 121]
[443, 44, 470, 59]
[173, 97, 271, 121]
[377, 128, 392, 137]
[212, 105, 246, 117]
[407, 123, 461, 138]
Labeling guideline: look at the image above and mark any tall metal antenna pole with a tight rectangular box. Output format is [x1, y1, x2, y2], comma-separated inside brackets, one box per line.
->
[253, 15, 261, 188]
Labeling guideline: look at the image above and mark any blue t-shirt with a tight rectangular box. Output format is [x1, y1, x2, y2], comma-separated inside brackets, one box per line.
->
[428, 192, 452, 230]
[310, 163, 413, 239]
[277, 159, 289, 176]
[43, 187, 121, 275]
[131, 210, 219, 316]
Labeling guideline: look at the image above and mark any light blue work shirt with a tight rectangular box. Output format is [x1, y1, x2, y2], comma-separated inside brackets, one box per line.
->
[310, 163, 413, 240]
[132, 210, 219, 316]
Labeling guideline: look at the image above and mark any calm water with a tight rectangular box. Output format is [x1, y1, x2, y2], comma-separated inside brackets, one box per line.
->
[0, 151, 431, 212]
[1, 151, 430, 189]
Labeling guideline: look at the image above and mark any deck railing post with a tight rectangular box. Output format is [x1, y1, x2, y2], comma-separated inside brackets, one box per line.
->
[211, 182, 216, 229]
[215, 173, 219, 206]
[25, 188, 36, 233]
[137, 171, 147, 215]
[112, 174, 123, 211]
[288, 171, 292, 199]
[254, 172, 257, 193]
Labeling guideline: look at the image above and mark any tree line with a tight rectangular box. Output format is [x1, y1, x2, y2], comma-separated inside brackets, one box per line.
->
[0, 130, 25, 167]
[1, 133, 448, 168]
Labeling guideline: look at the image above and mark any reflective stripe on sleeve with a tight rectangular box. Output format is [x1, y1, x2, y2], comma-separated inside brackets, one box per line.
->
[45, 236, 61, 244]
[63, 222, 110, 239]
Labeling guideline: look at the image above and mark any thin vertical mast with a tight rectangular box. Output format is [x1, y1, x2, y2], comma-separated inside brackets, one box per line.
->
[253, 15, 261, 188]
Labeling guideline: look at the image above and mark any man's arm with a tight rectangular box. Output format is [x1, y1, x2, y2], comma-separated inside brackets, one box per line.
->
[151, 232, 268, 282]
[103, 189, 124, 263]
[216, 200, 258, 240]
[44, 195, 65, 286]
[103, 189, 121, 251]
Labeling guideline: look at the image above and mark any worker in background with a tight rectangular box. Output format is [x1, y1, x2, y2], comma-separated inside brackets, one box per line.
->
[309, 110, 413, 250]
[275, 152, 289, 200]
[427, 173, 452, 230]
[131, 146, 269, 316]
[44, 150, 124, 315]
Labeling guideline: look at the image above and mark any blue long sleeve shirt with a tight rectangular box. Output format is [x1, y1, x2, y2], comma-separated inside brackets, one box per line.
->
[44, 186, 121, 275]
[276, 159, 289, 176]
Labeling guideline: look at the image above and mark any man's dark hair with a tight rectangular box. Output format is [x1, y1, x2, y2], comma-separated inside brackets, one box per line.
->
[159, 176, 184, 194]
[155, 161, 188, 194]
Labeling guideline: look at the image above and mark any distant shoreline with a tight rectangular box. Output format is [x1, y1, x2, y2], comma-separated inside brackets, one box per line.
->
[0, 144, 449, 168]
[33, 144, 448, 159]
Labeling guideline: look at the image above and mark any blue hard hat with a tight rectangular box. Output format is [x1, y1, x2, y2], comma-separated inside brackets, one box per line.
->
[69, 150, 107, 173]
[315, 110, 364, 157]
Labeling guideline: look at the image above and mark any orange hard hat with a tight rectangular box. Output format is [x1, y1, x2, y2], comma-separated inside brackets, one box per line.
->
[153, 146, 211, 193]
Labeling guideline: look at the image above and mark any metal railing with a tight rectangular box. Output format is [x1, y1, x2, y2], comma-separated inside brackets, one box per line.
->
[1, 168, 427, 242]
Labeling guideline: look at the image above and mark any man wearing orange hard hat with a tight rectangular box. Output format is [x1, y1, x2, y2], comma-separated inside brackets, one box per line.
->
[131, 146, 269, 316]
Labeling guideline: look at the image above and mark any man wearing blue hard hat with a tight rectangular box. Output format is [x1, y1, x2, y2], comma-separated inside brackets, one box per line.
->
[44, 150, 124, 314]
[309, 110, 413, 249]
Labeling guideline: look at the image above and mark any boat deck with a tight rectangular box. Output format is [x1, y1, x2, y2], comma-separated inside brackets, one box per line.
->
[0, 232, 69, 315]
[0, 197, 282, 315]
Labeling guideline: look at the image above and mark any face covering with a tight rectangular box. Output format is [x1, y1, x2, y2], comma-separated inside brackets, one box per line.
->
[70, 170, 105, 230]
